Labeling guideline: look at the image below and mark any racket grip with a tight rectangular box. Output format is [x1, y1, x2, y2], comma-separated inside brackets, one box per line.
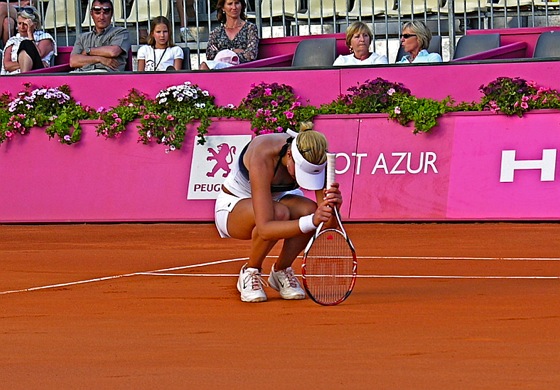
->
[326, 153, 336, 188]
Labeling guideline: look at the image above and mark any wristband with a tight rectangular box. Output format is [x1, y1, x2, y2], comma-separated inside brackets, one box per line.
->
[298, 214, 316, 234]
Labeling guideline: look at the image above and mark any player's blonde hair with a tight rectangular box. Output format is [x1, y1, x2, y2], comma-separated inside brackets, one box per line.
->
[295, 122, 328, 165]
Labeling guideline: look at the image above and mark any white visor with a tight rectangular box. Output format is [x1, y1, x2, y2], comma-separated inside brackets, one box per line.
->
[288, 130, 326, 190]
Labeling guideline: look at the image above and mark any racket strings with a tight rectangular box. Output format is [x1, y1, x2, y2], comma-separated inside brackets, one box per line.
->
[304, 230, 355, 304]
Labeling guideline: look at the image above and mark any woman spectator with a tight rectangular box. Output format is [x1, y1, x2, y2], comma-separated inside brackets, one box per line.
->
[137, 16, 183, 71]
[333, 21, 388, 66]
[397, 20, 442, 64]
[200, 0, 258, 70]
[1, 0, 28, 45]
[1, 5, 55, 74]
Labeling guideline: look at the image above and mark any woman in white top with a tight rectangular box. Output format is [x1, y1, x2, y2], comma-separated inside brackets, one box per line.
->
[1, 6, 56, 75]
[137, 16, 184, 71]
[333, 21, 388, 66]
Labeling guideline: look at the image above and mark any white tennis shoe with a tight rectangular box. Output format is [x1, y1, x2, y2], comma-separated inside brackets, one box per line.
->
[268, 265, 306, 300]
[237, 264, 267, 303]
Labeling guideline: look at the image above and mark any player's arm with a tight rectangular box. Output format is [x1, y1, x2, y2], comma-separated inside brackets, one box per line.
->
[250, 151, 299, 240]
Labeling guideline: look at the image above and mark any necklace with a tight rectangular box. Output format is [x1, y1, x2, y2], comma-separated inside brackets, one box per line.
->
[225, 21, 242, 29]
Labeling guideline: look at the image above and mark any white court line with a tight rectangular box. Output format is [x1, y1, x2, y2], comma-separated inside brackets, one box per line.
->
[140, 272, 560, 280]
[2, 255, 559, 295]
[359, 256, 560, 261]
[0, 257, 248, 296]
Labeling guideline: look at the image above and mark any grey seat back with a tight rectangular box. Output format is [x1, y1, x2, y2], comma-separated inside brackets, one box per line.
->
[453, 34, 500, 59]
[533, 31, 560, 58]
[292, 38, 337, 67]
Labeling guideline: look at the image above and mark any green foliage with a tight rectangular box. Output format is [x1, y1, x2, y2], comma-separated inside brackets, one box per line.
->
[96, 89, 150, 139]
[136, 81, 217, 151]
[319, 77, 453, 134]
[237, 82, 309, 135]
[3, 77, 560, 150]
[0, 83, 95, 145]
[475, 77, 560, 117]
[388, 94, 454, 134]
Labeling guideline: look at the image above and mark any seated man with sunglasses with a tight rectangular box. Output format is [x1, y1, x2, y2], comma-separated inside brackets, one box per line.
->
[70, 0, 130, 72]
[397, 21, 442, 64]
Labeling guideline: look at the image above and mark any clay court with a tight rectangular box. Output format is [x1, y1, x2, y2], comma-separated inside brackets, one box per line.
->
[2, 222, 560, 388]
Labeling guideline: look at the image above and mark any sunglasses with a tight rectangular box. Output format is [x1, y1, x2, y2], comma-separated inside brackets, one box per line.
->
[15, 6, 37, 14]
[401, 34, 417, 39]
[92, 6, 112, 14]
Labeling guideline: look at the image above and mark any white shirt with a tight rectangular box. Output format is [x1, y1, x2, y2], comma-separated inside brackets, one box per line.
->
[137, 45, 184, 71]
[397, 49, 443, 64]
[1, 30, 57, 75]
[333, 52, 388, 66]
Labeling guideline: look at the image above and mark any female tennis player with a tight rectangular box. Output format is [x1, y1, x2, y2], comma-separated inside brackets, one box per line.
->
[214, 123, 342, 302]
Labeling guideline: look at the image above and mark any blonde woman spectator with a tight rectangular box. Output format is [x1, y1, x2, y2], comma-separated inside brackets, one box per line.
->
[1, 0, 29, 45]
[1, 6, 56, 74]
[397, 20, 442, 64]
[333, 22, 388, 66]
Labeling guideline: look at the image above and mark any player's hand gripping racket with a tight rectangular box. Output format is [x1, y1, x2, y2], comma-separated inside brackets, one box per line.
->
[302, 153, 357, 306]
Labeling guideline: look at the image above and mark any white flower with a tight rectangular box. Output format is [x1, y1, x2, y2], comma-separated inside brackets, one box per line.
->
[387, 88, 396, 96]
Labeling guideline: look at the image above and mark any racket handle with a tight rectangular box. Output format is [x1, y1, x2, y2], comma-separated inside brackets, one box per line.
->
[326, 153, 336, 188]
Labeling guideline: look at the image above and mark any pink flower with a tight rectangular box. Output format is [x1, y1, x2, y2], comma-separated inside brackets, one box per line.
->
[264, 88, 272, 96]
[521, 102, 529, 109]
[394, 106, 401, 115]
[284, 111, 294, 119]
[387, 88, 396, 96]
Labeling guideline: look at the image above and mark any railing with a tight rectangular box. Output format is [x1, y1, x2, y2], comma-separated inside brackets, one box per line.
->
[4, 0, 560, 67]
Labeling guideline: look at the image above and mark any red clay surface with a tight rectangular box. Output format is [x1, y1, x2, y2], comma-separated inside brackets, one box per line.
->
[2, 222, 560, 388]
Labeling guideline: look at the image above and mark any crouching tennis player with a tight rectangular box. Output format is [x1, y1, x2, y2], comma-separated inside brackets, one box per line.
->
[214, 123, 342, 302]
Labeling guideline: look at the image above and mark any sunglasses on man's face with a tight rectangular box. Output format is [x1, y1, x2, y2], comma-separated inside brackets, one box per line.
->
[92, 6, 112, 15]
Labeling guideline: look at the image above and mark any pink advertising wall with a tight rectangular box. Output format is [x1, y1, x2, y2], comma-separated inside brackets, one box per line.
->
[2, 58, 560, 222]
[2, 111, 560, 223]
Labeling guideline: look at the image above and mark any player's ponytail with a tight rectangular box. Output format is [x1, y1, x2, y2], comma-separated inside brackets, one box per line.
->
[295, 122, 328, 165]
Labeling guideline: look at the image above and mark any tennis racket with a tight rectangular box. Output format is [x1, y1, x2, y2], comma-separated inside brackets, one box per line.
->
[302, 153, 357, 306]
